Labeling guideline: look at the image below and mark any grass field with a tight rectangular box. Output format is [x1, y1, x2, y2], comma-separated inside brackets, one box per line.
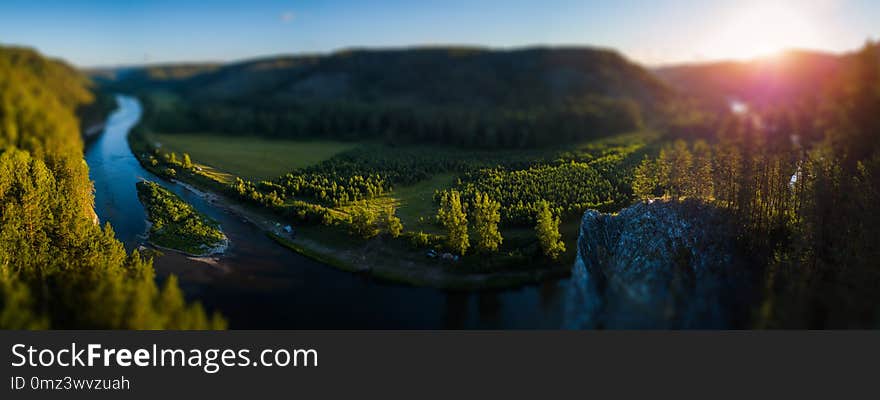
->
[390, 173, 457, 229]
[337, 173, 457, 232]
[151, 133, 361, 181]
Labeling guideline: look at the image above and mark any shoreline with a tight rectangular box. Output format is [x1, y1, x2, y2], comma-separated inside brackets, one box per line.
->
[163, 172, 570, 290]
[136, 179, 231, 258]
[143, 236, 229, 258]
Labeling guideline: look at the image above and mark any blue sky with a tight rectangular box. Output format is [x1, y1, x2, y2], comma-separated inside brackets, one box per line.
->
[0, 0, 877, 67]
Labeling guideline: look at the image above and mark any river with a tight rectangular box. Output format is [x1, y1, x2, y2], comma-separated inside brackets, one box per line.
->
[85, 95, 573, 329]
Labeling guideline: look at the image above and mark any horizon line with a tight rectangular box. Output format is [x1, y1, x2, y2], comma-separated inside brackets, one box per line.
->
[4, 39, 872, 71]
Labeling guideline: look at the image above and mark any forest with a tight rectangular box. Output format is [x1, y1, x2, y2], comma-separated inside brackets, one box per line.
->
[0, 46, 225, 329]
[639, 43, 880, 327]
[100, 47, 669, 148]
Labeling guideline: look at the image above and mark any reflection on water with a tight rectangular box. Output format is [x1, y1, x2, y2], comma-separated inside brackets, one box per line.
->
[85, 95, 571, 329]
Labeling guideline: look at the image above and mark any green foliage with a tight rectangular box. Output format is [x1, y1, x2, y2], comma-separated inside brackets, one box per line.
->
[437, 190, 469, 255]
[455, 162, 617, 225]
[0, 46, 222, 329]
[403, 231, 444, 249]
[0, 270, 48, 329]
[344, 203, 402, 239]
[182, 152, 193, 169]
[691, 140, 714, 199]
[633, 156, 661, 200]
[348, 202, 380, 239]
[273, 144, 550, 207]
[535, 201, 565, 260]
[658, 140, 693, 199]
[471, 192, 503, 253]
[225, 177, 336, 225]
[381, 207, 403, 238]
[639, 139, 715, 202]
[136, 181, 226, 255]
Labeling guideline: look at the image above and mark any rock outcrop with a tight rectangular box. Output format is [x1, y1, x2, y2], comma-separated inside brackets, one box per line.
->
[565, 199, 756, 328]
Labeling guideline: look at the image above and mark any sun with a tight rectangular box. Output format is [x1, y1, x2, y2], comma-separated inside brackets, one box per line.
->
[701, 3, 818, 61]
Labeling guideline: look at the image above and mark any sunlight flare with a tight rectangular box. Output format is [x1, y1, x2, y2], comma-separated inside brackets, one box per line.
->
[701, 2, 820, 60]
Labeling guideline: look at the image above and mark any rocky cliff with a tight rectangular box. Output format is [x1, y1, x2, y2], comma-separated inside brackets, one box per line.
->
[565, 199, 757, 328]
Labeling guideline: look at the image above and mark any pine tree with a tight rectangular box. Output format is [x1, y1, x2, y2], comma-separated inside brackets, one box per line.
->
[691, 140, 714, 200]
[669, 140, 694, 199]
[535, 200, 565, 260]
[472, 192, 502, 253]
[437, 190, 469, 255]
[633, 155, 660, 201]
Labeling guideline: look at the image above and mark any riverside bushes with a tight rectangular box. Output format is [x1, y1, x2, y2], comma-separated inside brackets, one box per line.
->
[136, 181, 226, 255]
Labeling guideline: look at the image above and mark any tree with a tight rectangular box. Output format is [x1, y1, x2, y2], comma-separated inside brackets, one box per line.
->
[349, 202, 379, 239]
[633, 156, 660, 201]
[668, 140, 694, 199]
[691, 140, 714, 200]
[382, 207, 403, 238]
[535, 200, 565, 260]
[712, 140, 742, 208]
[182, 153, 193, 169]
[471, 192, 502, 252]
[0, 269, 47, 329]
[437, 190, 469, 255]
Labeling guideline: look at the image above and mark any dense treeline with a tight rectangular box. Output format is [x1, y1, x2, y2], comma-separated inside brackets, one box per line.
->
[282, 146, 551, 203]
[451, 138, 646, 225]
[0, 46, 224, 329]
[136, 181, 226, 255]
[453, 163, 615, 226]
[104, 47, 668, 149]
[143, 95, 644, 149]
[636, 42, 880, 327]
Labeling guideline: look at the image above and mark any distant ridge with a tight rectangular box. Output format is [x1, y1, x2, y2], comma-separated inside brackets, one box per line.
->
[99, 46, 670, 108]
[98, 46, 672, 148]
[653, 48, 865, 108]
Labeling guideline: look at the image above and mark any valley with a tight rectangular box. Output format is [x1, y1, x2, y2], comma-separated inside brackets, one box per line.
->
[86, 95, 577, 328]
[2, 39, 879, 329]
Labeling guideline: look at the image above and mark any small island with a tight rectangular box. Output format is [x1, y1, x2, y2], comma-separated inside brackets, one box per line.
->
[136, 180, 228, 256]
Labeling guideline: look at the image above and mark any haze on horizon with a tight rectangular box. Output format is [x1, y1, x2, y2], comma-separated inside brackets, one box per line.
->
[0, 0, 877, 68]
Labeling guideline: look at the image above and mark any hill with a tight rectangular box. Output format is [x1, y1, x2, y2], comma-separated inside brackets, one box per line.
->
[654, 49, 851, 110]
[100, 47, 671, 148]
[90, 62, 221, 89]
